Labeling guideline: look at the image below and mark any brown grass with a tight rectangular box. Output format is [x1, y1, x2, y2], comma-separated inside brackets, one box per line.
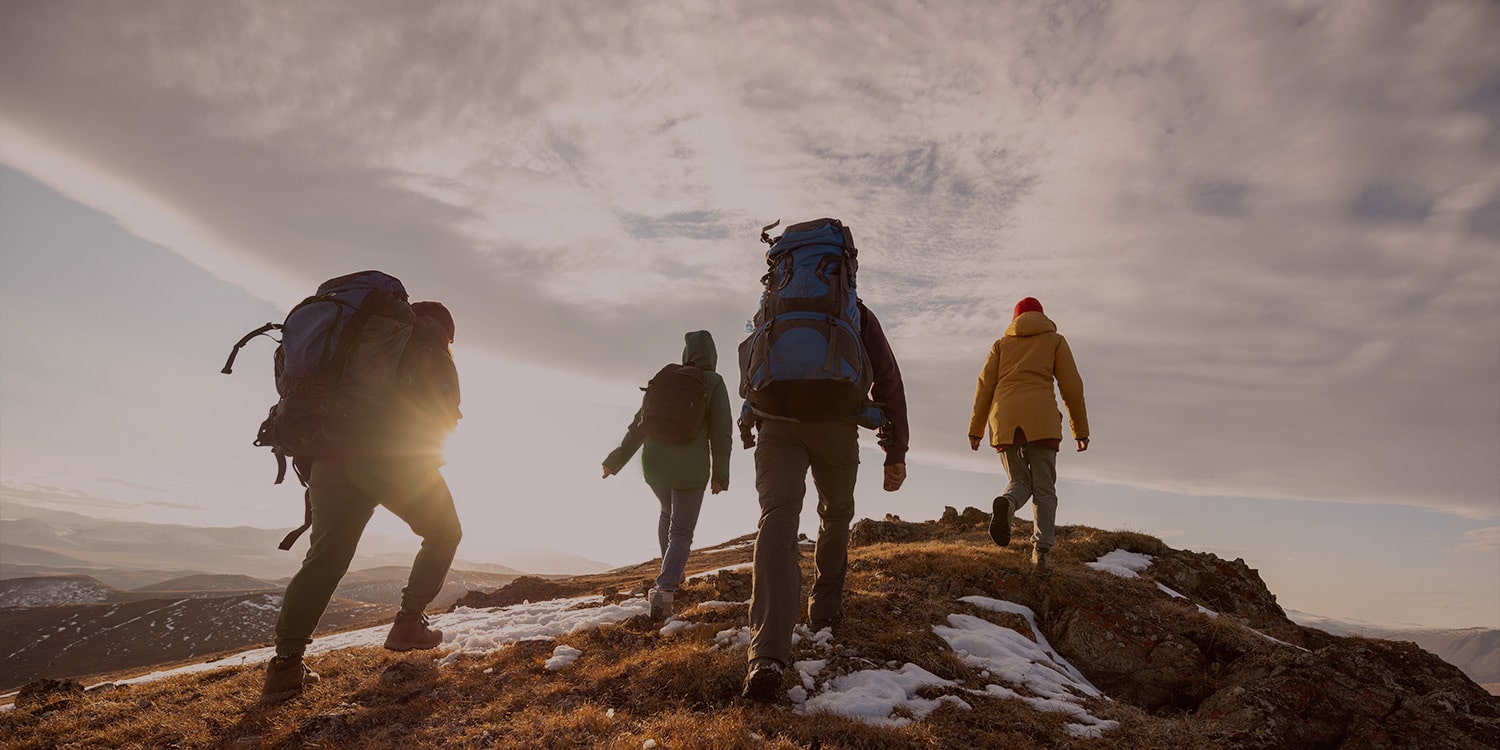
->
[2, 526, 1234, 749]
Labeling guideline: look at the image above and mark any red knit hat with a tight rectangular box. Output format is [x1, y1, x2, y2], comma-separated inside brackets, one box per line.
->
[1013, 297, 1044, 320]
[411, 300, 455, 343]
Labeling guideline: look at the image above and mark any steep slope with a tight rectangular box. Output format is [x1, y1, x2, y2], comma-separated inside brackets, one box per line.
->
[2, 510, 1495, 749]
[0, 575, 118, 607]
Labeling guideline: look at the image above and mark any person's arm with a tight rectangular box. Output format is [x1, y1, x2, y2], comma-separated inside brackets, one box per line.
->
[1054, 335, 1089, 448]
[968, 340, 1000, 450]
[602, 409, 645, 478]
[859, 304, 907, 494]
[707, 375, 732, 492]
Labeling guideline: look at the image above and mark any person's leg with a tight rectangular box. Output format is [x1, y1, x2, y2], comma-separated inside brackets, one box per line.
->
[371, 461, 463, 613]
[274, 460, 377, 657]
[748, 420, 809, 668]
[805, 421, 859, 627]
[656, 488, 705, 592]
[651, 485, 673, 558]
[999, 443, 1034, 513]
[1027, 446, 1060, 549]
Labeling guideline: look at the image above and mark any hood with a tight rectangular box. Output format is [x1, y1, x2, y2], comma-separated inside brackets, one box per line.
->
[682, 330, 717, 371]
[1005, 310, 1057, 337]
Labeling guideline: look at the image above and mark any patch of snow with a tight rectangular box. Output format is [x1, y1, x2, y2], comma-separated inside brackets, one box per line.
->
[692, 600, 746, 610]
[108, 594, 647, 687]
[711, 626, 751, 651]
[797, 663, 968, 728]
[685, 562, 753, 581]
[1085, 549, 1154, 579]
[659, 618, 704, 636]
[699, 540, 756, 553]
[544, 645, 583, 671]
[943, 597, 1117, 737]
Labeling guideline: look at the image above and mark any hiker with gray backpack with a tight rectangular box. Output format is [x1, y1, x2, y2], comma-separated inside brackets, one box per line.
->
[222, 271, 463, 703]
[736, 218, 909, 703]
[602, 330, 733, 621]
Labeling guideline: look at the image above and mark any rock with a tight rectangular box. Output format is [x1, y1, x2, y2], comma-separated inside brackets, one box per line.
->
[1049, 606, 1211, 710]
[939, 506, 989, 528]
[15, 678, 83, 711]
[449, 576, 575, 610]
[1149, 550, 1293, 633]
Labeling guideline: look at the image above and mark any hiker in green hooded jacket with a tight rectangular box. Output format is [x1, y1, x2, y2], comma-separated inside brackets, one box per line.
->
[602, 330, 733, 620]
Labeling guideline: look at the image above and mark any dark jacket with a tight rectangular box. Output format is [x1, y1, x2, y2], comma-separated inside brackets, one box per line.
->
[859, 301, 909, 466]
[603, 330, 733, 490]
[385, 318, 462, 464]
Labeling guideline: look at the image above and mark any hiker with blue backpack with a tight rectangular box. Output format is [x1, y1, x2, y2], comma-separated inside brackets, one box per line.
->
[968, 296, 1089, 575]
[223, 272, 464, 703]
[736, 219, 909, 702]
[602, 330, 733, 621]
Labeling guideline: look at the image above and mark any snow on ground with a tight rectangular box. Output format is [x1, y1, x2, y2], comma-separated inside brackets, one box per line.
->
[1085, 549, 1154, 578]
[544, 645, 583, 671]
[940, 597, 1116, 737]
[1156, 583, 1219, 617]
[698, 540, 756, 554]
[796, 663, 971, 728]
[109, 594, 647, 687]
[685, 563, 753, 581]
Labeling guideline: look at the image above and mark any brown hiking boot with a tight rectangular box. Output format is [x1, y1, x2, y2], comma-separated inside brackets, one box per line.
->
[384, 610, 443, 651]
[1032, 546, 1051, 575]
[260, 655, 319, 704]
[648, 588, 674, 621]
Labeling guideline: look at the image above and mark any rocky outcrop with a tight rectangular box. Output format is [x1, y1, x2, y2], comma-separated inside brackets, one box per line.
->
[448, 576, 576, 611]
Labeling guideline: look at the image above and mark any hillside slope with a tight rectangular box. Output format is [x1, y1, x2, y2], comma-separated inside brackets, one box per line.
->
[2, 510, 1496, 749]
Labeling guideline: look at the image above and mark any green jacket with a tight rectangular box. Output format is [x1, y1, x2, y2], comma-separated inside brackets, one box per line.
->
[604, 330, 732, 491]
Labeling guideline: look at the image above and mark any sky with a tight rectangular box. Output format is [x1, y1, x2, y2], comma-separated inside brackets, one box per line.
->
[0, 0, 1497, 629]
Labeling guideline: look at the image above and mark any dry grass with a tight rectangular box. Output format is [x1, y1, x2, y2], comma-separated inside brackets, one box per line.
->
[2, 525, 1237, 749]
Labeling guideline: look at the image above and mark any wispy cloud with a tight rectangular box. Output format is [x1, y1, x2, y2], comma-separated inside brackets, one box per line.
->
[1455, 526, 1500, 555]
[1, 0, 1496, 518]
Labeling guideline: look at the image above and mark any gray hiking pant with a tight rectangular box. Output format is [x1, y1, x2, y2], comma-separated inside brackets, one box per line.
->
[274, 457, 462, 657]
[748, 419, 859, 666]
[1000, 443, 1059, 549]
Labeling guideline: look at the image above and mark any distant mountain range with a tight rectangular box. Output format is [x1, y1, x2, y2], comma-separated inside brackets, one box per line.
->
[1288, 609, 1500, 686]
[0, 502, 610, 588]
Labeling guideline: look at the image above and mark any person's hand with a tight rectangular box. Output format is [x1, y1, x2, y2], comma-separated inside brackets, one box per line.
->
[883, 463, 907, 492]
[601, 465, 614, 478]
[1076, 438, 1090, 452]
[968, 436, 981, 452]
[711, 482, 726, 495]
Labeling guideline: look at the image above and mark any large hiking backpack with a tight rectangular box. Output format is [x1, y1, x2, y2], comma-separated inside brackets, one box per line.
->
[637, 363, 708, 443]
[738, 218, 874, 421]
[221, 270, 416, 548]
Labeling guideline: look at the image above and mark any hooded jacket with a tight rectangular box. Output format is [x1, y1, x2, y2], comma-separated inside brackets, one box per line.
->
[967, 311, 1088, 446]
[604, 330, 733, 490]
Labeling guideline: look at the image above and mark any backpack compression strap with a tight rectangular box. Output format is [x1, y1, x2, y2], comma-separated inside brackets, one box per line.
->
[276, 460, 314, 550]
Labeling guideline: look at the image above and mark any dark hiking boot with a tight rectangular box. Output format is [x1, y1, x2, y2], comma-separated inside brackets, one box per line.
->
[260, 655, 319, 704]
[989, 496, 1014, 547]
[384, 610, 443, 651]
[741, 657, 785, 703]
[1032, 546, 1051, 575]
[649, 588, 674, 621]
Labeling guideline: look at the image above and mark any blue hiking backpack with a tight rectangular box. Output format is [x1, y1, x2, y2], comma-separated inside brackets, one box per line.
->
[738, 218, 875, 423]
[222, 270, 415, 548]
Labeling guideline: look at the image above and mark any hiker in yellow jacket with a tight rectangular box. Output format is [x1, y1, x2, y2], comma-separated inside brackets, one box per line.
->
[967, 297, 1089, 573]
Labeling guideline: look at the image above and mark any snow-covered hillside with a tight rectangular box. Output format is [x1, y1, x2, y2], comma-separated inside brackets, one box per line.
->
[0, 575, 115, 607]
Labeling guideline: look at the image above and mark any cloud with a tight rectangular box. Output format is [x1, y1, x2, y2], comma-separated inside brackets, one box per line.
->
[0, 0, 1496, 519]
[1455, 526, 1500, 555]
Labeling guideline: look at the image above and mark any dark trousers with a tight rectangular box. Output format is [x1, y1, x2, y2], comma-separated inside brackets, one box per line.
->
[748, 419, 859, 666]
[274, 457, 462, 657]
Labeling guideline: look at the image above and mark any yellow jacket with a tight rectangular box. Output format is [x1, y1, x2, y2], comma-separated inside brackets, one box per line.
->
[968, 311, 1089, 445]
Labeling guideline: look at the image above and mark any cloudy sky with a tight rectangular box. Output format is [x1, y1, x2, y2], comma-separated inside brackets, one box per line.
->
[1, 1, 1496, 628]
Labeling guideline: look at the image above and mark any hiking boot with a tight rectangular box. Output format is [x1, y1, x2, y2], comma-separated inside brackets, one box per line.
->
[260, 655, 319, 704]
[989, 496, 1014, 547]
[1032, 546, 1051, 575]
[384, 610, 443, 651]
[649, 588, 674, 621]
[741, 657, 785, 703]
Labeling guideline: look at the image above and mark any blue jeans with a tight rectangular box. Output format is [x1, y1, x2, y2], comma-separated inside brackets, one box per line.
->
[651, 485, 705, 592]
